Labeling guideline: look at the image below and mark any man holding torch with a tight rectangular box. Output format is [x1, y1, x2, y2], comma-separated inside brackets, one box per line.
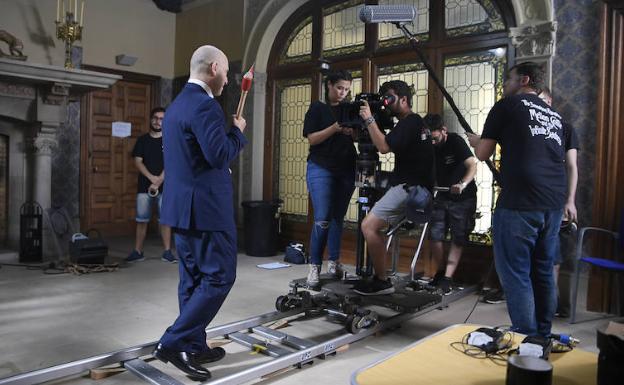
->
[152, 45, 247, 381]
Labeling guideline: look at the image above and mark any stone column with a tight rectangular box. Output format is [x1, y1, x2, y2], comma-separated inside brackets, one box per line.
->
[26, 129, 58, 260]
[31, 130, 58, 210]
[508, 21, 557, 86]
[250, 71, 267, 200]
[33, 83, 67, 260]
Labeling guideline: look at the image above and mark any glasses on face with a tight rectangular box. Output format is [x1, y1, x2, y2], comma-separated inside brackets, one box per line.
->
[151, 116, 163, 121]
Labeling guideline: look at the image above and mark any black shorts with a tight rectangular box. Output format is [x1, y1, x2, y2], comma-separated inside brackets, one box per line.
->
[429, 196, 477, 245]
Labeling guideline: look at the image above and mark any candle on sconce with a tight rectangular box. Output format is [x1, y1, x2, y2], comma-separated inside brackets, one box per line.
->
[56, 0, 60, 22]
[62, 0, 65, 20]
[74, 0, 78, 19]
[80, 1, 84, 27]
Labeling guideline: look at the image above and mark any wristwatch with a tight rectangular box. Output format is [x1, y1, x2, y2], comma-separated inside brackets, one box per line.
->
[364, 116, 375, 127]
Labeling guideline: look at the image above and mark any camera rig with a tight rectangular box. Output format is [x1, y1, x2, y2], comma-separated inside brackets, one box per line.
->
[334, 92, 396, 276]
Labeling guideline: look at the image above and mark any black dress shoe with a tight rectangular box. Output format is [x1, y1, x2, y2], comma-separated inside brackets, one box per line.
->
[192, 347, 226, 364]
[152, 343, 211, 381]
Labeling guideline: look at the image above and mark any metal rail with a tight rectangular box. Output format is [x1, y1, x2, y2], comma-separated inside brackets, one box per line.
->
[0, 287, 477, 385]
[0, 309, 303, 385]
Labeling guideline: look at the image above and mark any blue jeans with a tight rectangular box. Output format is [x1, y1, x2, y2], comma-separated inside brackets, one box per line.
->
[306, 162, 355, 265]
[492, 208, 563, 337]
[136, 193, 162, 222]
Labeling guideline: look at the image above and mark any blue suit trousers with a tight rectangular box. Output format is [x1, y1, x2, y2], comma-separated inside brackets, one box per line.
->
[159, 228, 237, 353]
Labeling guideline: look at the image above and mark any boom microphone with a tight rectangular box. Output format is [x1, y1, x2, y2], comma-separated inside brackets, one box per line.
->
[359, 5, 416, 24]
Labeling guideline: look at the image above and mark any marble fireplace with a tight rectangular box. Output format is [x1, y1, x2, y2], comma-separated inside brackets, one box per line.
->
[0, 58, 119, 259]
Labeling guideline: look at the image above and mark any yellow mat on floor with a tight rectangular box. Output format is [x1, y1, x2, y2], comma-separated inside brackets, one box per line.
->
[353, 324, 597, 385]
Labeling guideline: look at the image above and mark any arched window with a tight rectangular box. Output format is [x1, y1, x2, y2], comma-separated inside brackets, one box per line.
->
[266, 0, 514, 245]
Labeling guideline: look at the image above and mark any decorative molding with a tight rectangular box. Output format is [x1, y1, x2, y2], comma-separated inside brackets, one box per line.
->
[520, 0, 547, 21]
[0, 80, 36, 99]
[509, 21, 557, 58]
[43, 83, 71, 106]
[26, 134, 58, 156]
[0, 58, 120, 89]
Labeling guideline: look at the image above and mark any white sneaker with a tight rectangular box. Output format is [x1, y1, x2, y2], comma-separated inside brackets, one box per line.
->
[327, 260, 345, 278]
[306, 264, 321, 286]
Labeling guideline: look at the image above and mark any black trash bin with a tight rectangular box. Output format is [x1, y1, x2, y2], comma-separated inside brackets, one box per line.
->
[20, 201, 43, 263]
[241, 200, 281, 256]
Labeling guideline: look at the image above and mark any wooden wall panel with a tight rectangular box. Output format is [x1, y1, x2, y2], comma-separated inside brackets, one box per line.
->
[589, 1, 624, 312]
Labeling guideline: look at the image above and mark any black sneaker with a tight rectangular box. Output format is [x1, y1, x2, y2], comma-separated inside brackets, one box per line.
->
[483, 288, 505, 304]
[437, 276, 453, 295]
[353, 277, 395, 296]
[430, 271, 445, 287]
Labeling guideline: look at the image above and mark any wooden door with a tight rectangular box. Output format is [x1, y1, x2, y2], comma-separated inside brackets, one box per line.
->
[81, 80, 152, 236]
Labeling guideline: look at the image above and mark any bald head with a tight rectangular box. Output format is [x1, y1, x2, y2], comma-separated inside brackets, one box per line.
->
[189, 45, 229, 96]
[190, 45, 227, 77]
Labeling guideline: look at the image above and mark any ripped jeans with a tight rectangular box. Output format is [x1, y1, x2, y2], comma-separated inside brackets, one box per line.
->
[306, 161, 355, 265]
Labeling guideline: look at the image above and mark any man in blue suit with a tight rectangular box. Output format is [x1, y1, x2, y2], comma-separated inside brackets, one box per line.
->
[152, 45, 247, 381]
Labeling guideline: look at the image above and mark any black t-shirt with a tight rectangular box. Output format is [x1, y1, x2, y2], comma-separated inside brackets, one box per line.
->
[481, 93, 566, 210]
[303, 100, 357, 174]
[132, 133, 164, 194]
[385, 113, 434, 189]
[434, 133, 477, 201]
[563, 121, 580, 152]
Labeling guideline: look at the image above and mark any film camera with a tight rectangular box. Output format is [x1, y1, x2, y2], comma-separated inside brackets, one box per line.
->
[334, 93, 395, 186]
[334, 92, 395, 132]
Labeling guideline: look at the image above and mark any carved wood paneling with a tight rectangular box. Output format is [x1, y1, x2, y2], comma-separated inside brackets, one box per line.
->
[589, 1, 624, 313]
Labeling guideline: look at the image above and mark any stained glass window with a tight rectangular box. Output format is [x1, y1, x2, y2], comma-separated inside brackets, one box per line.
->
[281, 18, 312, 64]
[445, 0, 505, 37]
[323, 1, 365, 57]
[276, 80, 312, 217]
[270, 0, 512, 244]
[442, 49, 506, 235]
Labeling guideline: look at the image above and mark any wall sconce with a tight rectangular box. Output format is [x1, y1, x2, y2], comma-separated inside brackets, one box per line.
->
[115, 54, 138, 66]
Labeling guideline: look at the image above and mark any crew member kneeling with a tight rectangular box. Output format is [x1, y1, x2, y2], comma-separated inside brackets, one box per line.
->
[355, 80, 435, 296]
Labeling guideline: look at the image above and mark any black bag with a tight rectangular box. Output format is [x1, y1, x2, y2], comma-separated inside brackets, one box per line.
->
[284, 242, 307, 264]
[69, 229, 108, 265]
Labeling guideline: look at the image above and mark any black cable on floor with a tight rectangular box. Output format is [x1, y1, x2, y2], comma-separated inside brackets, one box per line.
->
[463, 256, 496, 323]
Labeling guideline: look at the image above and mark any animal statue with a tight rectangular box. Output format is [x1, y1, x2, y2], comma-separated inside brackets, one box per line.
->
[0, 30, 27, 60]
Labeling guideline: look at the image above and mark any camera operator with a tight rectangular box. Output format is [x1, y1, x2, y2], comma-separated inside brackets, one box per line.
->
[424, 113, 477, 295]
[303, 70, 357, 287]
[354, 80, 434, 296]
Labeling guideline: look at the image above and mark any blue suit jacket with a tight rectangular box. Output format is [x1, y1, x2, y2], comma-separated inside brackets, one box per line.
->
[161, 83, 247, 232]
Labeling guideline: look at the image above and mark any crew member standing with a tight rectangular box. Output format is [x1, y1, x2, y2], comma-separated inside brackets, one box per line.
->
[424, 113, 477, 294]
[468, 62, 565, 337]
[126, 107, 175, 263]
[152, 45, 247, 381]
[303, 70, 356, 287]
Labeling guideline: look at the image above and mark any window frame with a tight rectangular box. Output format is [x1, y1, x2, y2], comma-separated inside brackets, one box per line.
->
[265, 0, 516, 243]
